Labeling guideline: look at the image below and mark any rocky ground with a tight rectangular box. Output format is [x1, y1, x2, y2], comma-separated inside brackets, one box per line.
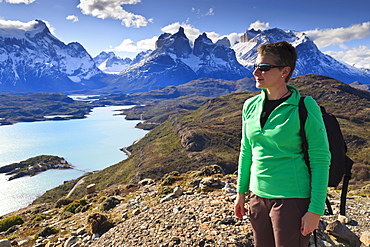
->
[0, 169, 370, 247]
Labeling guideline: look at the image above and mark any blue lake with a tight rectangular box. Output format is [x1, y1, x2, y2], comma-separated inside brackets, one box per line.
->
[0, 106, 147, 216]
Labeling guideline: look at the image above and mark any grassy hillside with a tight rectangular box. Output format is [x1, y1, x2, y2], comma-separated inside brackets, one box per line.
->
[34, 74, 370, 203]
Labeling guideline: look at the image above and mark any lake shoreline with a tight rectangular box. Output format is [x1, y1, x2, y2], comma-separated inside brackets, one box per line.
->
[0, 106, 148, 217]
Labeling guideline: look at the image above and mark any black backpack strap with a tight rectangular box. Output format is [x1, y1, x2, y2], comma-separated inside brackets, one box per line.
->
[298, 97, 309, 166]
[340, 156, 354, 215]
[326, 197, 333, 215]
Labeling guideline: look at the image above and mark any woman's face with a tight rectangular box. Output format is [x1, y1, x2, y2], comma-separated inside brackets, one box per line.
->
[253, 54, 287, 90]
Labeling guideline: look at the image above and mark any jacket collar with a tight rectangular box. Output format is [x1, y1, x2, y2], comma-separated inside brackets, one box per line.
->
[261, 85, 301, 106]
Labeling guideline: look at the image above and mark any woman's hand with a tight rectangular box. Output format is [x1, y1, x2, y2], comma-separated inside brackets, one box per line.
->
[234, 193, 247, 219]
[301, 211, 321, 236]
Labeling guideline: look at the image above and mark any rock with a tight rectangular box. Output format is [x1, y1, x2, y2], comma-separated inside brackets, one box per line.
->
[188, 177, 202, 188]
[338, 214, 351, 224]
[326, 220, 361, 247]
[38, 227, 59, 237]
[160, 193, 177, 203]
[0, 239, 11, 247]
[176, 126, 205, 151]
[197, 165, 224, 176]
[220, 216, 236, 225]
[173, 186, 183, 197]
[86, 184, 96, 194]
[64, 236, 79, 247]
[132, 208, 141, 215]
[138, 178, 155, 186]
[86, 213, 114, 235]
[99, 196, 120, 211]
[200, 177, 225, 190]
[360, 231, 370, 246]
[75, 227, 86, 236]
[18, 240, 29, 245]
[122, 212, 128, 219]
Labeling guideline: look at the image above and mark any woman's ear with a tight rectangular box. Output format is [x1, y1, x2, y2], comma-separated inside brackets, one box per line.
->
[282, 66, 291, 77]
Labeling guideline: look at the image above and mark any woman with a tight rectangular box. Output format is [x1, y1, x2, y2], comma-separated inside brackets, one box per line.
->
[234, 41, 330, 247]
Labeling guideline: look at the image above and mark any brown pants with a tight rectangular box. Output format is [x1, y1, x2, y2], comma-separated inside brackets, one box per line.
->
[249, 193, 311, 247]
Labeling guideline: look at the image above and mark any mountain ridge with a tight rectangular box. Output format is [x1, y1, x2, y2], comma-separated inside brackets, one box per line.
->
[1, 21, 370, 94]
[233, 28, 370, 85]
[0, 20, 108, 93]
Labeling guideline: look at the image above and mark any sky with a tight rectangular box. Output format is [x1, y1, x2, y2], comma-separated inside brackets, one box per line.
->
[0, 0, 369, 69]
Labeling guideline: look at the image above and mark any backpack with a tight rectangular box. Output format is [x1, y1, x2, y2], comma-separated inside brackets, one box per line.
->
[298, 96, 354, 216]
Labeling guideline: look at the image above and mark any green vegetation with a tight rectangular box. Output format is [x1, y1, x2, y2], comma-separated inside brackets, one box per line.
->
[33, 213, 49, 222]
[63, 199, 88, 214]
[0, 215, 24, 232]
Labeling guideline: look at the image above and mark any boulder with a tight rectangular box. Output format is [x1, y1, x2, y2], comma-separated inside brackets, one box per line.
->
[86, 213, 114, 235]
[0, 240, 11, 247]
[138, 178, 155, 186]
[99, 196, 120, 211]
[326, 220, 361, 247]
[86, 184, 96, 194]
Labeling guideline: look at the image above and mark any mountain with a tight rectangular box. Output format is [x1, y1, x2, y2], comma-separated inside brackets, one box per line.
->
[1, 22, 370, 94]
[93, 51, 132, 74]
[106, 27, 252, 93]
[233, 28, 370, 85]
[0, 20, 107, 93]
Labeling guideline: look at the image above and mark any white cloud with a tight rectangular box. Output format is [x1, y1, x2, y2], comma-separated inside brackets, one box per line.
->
[161, 22, 225, 44]
[161, 22, 202, 42]
[0, 19, 56, 37]
[66, 15, 79, 23]
[206, 8, 215, 16]
[223, 32, 244, 46]
[114, 36, 157, 53]
[0, 19, 38, 30]
[249, 20, 269, 31]
[77, 0, 148, 28]
[191, 7, 215, 17]
[325, 46, 370, 69]
[119, 22, 243, 54]
[305, 22, 370, 48]
[1, 0, 35, 4]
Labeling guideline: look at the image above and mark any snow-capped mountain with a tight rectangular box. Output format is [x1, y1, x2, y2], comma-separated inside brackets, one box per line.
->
[109, 27, 251, 93]
[93, 51, 132, 74]
[1, 21, 369, 94]
[233, 28, 370, 84]
[0, 20, 107, 93]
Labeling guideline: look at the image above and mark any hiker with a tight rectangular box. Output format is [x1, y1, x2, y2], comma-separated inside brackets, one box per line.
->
[234, 41, 331, 247]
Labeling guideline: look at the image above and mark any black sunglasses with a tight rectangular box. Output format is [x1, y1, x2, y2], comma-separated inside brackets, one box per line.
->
[254, 63, 288, 72]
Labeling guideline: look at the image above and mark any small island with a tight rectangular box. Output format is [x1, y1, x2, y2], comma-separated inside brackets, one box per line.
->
[0, 155, 72, 181]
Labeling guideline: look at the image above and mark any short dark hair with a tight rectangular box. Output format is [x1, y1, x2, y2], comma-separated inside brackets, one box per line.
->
[257, 41, 297, 82]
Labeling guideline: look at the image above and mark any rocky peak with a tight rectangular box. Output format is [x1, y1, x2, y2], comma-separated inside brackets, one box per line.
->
[154, 27, 191, 58]
[215, 37, 231, 47]
[193, 33, 213, 56]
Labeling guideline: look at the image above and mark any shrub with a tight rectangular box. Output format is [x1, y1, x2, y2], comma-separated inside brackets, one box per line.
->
[63, 199, 88, 214]
[33, 213, 49, 222]
[55, 197, 73, 208]
[157, 186, 174, 197]
[0, 215, 24, 232]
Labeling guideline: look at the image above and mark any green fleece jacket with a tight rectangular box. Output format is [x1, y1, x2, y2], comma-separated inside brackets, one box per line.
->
[237, 85, 330, 215]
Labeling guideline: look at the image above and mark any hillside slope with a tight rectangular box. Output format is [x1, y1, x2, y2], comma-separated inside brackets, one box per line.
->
[34, 74, 370, 203]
